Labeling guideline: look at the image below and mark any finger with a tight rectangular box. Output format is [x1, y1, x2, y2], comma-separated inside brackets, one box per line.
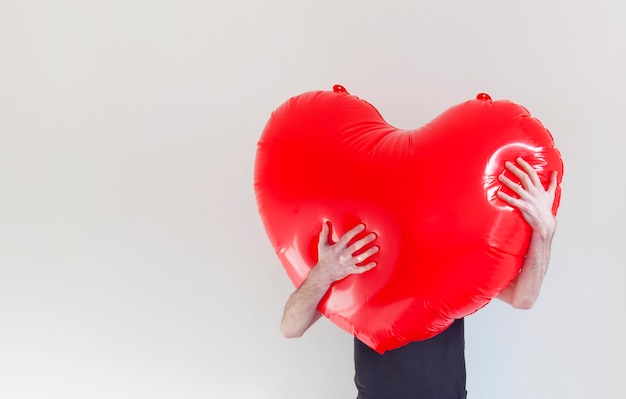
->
[353, 246, 379, 264]
[505, 161, 533, 190]
[547, 171, 558, 195]
[497, 190, 523, 209]
[347, 232, 377, 254]
[351, 262, 377, 274]
[337, 223, 365, 247]
[318, 221, 329, 249]
[498, 174, 526, 197]
[516, 157, 542, 187]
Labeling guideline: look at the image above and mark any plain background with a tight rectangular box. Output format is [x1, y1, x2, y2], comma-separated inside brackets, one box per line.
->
[1, 1, 624, 398]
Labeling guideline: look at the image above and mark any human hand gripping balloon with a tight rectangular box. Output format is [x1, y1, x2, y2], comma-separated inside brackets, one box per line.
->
[280, 223, 379, 338]
[313, 222, 379, 285]
[497, 157, 558, 236]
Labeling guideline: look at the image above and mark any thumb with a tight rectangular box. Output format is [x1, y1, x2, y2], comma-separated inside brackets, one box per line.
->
[547, 171, 558, 194]
[318, 221, 329, 249]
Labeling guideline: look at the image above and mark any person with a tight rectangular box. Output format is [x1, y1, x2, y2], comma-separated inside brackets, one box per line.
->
[280, 158, 559, 399]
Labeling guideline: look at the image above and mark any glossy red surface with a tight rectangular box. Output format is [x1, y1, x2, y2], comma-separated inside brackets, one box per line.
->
[254, 86, 563, 353]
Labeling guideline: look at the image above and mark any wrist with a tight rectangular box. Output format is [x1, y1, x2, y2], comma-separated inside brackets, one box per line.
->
[308, 263, 335, 288]
[532, 218, 556, 241]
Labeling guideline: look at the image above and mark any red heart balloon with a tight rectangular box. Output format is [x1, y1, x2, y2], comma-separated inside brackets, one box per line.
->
[254, 85, 563, 353]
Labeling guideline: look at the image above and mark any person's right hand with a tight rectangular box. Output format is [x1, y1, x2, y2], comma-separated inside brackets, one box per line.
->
[312, 222, 379, 284]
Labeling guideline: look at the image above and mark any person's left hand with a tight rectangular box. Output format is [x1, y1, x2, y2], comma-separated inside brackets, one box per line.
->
[497, 157, 558, 236]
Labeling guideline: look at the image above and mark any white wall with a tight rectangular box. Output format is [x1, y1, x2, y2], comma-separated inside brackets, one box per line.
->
[1, 1, 624, 398]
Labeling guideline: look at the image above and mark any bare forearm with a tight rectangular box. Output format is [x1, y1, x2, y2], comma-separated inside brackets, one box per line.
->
[498, 226, 555, 309]
[280, 267, 332, 338]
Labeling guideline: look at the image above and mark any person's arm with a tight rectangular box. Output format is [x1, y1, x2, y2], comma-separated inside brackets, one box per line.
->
[281, 222, 379, 338]
[496, 157, 559, 309]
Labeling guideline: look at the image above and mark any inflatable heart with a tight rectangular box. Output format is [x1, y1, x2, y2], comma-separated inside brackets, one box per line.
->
[254, 85, 563, 353]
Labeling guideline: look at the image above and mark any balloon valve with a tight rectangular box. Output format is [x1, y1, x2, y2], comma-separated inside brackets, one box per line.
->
[476, 93, 492, 101]
[333, 84, 348, 94]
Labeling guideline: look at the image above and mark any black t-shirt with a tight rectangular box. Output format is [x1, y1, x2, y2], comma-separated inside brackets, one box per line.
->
[354, 318, 467, 399]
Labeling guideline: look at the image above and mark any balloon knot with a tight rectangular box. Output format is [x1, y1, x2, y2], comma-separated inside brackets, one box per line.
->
[333, 85, 348, 94]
